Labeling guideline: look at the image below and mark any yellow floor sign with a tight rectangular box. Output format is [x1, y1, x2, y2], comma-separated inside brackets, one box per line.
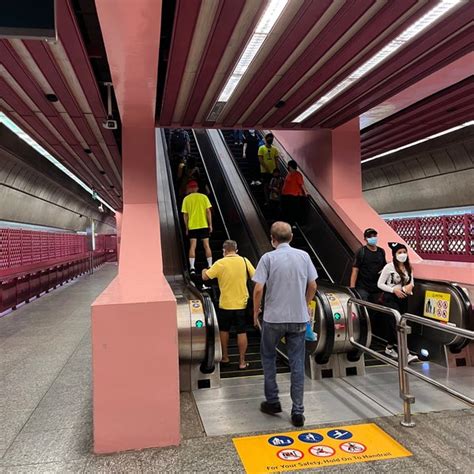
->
[233, 423, 411, 473]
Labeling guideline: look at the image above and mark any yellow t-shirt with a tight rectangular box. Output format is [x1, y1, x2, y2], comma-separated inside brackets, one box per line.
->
[258, 145, 279, 173]
[205, 256, 256, 310]
[181, 192, 212, 230]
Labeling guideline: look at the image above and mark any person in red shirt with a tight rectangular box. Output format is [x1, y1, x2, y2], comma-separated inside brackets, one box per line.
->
[281, 160, 308, 228]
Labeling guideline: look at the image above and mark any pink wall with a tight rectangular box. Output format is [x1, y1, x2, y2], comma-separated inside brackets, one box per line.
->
[92, 0, 180, 453]
[274, 123, 473, 285]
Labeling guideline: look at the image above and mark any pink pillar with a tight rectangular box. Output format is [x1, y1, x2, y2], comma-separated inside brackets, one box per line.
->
[274, 120, 473, 285]
[115, 210, 122, 261]
[91, 0, 180, 454]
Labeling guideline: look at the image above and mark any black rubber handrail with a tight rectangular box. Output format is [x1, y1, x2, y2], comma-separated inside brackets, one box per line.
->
[160, 129, 216, 374]
[315, 290, 335, 365]
[346, 287, 370, 362]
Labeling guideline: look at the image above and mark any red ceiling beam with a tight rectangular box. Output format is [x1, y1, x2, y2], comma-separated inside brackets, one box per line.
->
[181, 0, 247, 126]
[221, 0, 332, 127]
[239, 0, 376, 128]
[304, 3, 473, 128]
[264, 0, 420, 128]
[158, 0, 202, 125]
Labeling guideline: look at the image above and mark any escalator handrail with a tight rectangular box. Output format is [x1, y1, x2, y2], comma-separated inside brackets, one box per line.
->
[160, 129, 217, 373]
[315, 290, 336, 365]
[191, 130, 231, 240]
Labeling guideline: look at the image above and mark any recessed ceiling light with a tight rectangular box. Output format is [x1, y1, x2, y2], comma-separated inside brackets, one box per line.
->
[45, 93, 58, 102]
[0, 112, 116, 213]
[84, 148, 92, 154]
[208, 0, 288, 121]
[293, 0, 462, 123]
[362, 120, 474, 163]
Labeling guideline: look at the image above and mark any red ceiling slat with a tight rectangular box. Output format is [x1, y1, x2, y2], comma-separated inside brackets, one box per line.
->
[240, 0, 376, 127]
[321, 32, 474, 128]
[181, 0, 246, 126]
[159, 0, 202, 125]
[221, 0, 332, 127]
[23, 40, 83, 117]
[0, 41, 58, 117]
[264, 0, 420, 128]
[362, 108, 474, 160]
[305, 3, 473, 127]
[0, 78, 32, 116]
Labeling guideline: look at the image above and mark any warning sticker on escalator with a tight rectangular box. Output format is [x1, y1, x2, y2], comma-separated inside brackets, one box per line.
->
[233, 423, 411, 472]
[423, 291, 451, 322]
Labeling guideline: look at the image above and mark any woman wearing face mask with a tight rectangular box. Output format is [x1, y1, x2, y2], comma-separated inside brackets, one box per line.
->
[377, 243, 418, 363]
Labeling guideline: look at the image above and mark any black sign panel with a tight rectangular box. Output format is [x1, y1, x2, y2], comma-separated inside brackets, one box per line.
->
[0, 0, 56, 40]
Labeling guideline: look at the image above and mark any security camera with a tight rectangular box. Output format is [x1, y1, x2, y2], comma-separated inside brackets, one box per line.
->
[103, 119, 118, 130]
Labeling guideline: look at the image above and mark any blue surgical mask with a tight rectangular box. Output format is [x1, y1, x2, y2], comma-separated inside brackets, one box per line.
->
[367, 237, 377, 246]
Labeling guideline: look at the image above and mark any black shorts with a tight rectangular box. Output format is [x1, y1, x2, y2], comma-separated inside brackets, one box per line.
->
[188, 228, 209, 240]
[217, 309, 247, 334]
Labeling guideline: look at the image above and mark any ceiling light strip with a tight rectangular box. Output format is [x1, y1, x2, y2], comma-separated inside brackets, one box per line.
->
[0, 112, 116, 212]
[209, 0, 288, 119]
[293, 0, 462, 123]
[361, 120, 474, 163]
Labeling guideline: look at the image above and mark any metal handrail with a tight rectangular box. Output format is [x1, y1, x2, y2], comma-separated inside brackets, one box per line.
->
[347, 298, 415, 427]
[347, 298, 474, 427]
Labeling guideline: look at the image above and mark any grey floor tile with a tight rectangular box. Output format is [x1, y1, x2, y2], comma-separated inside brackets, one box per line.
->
[0, 459, 87, 473]
[83, 450, 146, 473]
[180, 393, 205, 440]
[0, 410, 31, 451]
[1, 426, 92, 465]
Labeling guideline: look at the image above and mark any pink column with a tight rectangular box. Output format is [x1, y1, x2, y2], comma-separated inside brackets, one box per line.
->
[115, 210, 122, 261]
[274, 121, 473, 285]
[91, 0, 180, 453]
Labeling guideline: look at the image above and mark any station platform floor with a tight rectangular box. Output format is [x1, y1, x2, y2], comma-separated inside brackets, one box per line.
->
[0, 264, 472, 473]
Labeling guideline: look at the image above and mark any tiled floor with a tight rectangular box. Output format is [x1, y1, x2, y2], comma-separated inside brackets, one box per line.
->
[0, 263, 473, 473]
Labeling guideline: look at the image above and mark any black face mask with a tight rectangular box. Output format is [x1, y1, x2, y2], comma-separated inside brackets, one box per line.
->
[266, 139, 273, 145]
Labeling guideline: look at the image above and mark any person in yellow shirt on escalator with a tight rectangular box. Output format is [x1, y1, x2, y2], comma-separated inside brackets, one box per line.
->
[258, 133, 280, 205]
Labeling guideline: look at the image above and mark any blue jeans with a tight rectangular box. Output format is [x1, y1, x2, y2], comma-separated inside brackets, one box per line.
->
[261, 321, 306, 415]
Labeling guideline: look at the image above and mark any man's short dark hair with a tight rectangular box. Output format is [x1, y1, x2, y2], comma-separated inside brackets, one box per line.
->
[270, 222, 292, 243]
[223, 240, 238, 252]
[288, 160, 298, 170]
[265, 133, 274, 139]
[364, 228, 377, 238]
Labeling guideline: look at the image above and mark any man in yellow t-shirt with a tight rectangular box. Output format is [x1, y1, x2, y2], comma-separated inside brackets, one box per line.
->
[258, 133, 280, 204]
[181, 180, 213, 275]
[203, 240, 256, 370]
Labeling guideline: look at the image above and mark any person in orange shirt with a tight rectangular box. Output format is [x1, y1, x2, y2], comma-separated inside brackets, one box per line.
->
[281, 160, 308, 228]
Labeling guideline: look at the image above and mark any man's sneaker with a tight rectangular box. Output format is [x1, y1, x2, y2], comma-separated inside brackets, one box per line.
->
[250, 180, 257, 186]
[255, 180, 262, 186]
[291, 414, 305, 427]
[407, 353, 419, 364]
[260, 401, 282, 415]
[190, 268, 196, 276]
[385, 346, 398, 359]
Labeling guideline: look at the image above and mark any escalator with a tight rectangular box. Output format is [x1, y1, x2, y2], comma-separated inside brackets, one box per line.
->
[164, 128, 289, 379]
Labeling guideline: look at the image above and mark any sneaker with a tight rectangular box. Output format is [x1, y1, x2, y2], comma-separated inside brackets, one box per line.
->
[407, 353, 419, 364]
[250, 181, 256, 186]
[260, 401, 282, 415]
[385, 346, 398, 359]
[234, 141, 238, 145]
[255, 180, 262, 186]
[291, 414, 305, 427]
[190, 268, 196, 276]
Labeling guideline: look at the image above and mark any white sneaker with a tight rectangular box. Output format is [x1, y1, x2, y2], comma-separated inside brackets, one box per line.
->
[255, 180, 262, 185]
[385, 347, 398, 359]
[407, 353, 419, 364]
[250, 181, 256, 186]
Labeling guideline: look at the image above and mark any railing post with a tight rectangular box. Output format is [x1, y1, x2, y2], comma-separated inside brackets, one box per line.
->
[396, 316, 416, 427]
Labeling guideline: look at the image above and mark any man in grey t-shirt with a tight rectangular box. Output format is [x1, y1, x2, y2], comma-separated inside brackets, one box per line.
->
[253, 222, 318, 427]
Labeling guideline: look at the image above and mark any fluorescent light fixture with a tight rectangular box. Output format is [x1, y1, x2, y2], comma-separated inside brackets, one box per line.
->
[0, 112, 116, 213]
[212, 0, 287, 111]
[293, 0, 462, 123]
[362, 120, 474, 163]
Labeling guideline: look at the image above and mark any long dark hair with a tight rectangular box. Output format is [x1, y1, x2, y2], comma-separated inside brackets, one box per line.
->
[393, 254, 412, 284]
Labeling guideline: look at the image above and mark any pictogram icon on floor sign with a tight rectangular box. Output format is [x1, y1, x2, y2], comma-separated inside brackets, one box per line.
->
[298, 432, 324, 443]
[327, 429, 352, 440]
[268, 435, 293, 447]
[309, 445, 335, 457]
[277, 448, 304, 461]
[340, 441, 367, 454]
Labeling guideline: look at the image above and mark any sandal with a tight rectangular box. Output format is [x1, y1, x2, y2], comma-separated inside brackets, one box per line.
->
[238, 362, 250, 370]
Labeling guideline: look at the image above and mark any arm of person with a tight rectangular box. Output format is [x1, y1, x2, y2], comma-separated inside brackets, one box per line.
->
[206, 208, 212, 233]
[378, 265, 405, 297]
[183, 213, 189, 235]
[306, 280, 317, 306]
[403, 272, 415, 295]
[350, 267, 359, 288]
[253, 283, 265, 327]
[202, 261, 219, 281]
